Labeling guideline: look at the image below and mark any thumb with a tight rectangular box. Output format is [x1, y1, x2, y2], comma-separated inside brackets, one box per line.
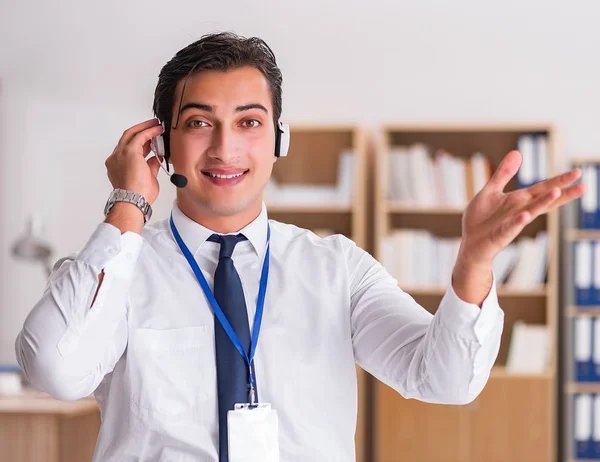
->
[147, 155, 161, 178]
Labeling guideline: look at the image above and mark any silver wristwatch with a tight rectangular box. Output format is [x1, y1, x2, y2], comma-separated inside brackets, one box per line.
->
[104, 188, 152, 223]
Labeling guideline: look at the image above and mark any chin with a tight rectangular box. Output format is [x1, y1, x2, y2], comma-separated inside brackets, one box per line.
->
[201, 194, 259, 217]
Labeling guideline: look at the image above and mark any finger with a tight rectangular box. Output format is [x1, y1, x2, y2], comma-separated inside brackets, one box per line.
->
[545, 182, 587, 210]
[126, 124, 165, 156]
[142, 139, 151, 158]
[119, 118, 161, 146]
[487, 150, 522, 193]
[526, 168, 582, 197]
[522, 187, 561, 218]
[147, 155, 161, 178]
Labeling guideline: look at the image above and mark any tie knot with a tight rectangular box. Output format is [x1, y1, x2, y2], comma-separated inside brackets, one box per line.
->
[208, 233, 247, 259]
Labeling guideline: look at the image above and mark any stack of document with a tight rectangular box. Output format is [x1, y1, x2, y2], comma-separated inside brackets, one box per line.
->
[503, 232, 549, 289]
[265, 150, 354, 206]
[505, 321, 550, 373]
[387, 134, 549, 206]
[386, 144, 492, 207]
[516, 133, 548, 189]
[379, 230, 460, 287]
[379, 230, 548, 289]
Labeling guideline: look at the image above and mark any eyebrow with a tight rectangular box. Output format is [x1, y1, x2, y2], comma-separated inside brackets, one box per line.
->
[179, 102, 269, 115]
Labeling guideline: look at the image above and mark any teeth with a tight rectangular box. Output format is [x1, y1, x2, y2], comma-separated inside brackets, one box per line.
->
[207, 171, 245, 179]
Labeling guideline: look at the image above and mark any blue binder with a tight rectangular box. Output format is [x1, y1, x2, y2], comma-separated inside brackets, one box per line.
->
[594, 318, 600, 383]
[593, 395, 600, 459]
[575, 394, 594, 459]
[580, 165, 598, 229]
[575, 241, 594, 306]
[575, 317, 594, 382]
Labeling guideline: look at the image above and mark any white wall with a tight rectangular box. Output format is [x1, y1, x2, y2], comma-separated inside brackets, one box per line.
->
[1, 0, 599, 362]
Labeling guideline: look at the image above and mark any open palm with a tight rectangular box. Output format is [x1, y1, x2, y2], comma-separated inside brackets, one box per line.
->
[459, 150, 587, 265]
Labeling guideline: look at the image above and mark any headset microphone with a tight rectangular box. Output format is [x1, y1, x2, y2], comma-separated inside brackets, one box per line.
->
[150, 126, 188, 188]
[169, 172, 188, 188]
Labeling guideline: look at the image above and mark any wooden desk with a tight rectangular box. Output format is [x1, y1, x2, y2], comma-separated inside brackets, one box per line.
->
[0, 391, 100, 462]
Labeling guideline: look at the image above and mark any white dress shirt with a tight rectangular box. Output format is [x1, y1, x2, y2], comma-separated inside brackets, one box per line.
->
[15, 200, 504, 462]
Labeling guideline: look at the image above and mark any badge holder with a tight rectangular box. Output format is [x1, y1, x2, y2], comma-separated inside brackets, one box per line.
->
[227, 396, 280, 462]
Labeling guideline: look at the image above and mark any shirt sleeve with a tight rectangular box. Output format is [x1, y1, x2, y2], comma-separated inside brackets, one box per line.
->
[346, 238, 504, 405]
[15, 222, 143, 400]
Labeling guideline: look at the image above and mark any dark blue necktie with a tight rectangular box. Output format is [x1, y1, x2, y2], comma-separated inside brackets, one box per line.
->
[208, 233, 258, 462]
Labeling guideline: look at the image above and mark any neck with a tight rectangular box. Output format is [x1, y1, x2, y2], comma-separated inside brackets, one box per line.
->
[176, 195, 263, 234]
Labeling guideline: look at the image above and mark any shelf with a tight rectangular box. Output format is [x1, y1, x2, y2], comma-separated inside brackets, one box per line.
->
[0, 392, 98, 416]
[386, 202, 465, 214]
[566, 382, 600, 394]
[566, 306, 600, 317]
[571, 157, 600, 165]
[566, 229, 600, 241]
[402, 285, 547, 297]
[266, 203, 353, 213]
[381, 122, 555, 132]
[490, 366, 553, 379]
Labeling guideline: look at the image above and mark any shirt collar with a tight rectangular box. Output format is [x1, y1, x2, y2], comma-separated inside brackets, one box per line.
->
[170, 200, 269, 259]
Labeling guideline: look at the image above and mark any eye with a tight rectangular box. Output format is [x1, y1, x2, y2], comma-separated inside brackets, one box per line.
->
[242, 119, 261, 128]
[187, 120, 209, 128]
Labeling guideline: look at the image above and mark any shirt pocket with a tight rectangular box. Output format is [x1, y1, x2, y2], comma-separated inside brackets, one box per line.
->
[127, 325, 209, 421]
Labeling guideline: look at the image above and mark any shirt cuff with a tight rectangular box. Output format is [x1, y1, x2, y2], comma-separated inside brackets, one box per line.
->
[75, 223, 143, 282]
[436, 272, 502, 345]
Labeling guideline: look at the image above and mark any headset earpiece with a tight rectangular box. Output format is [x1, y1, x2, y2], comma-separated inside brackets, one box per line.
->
[150, 120, 187, 188]
[275, 121, 290, 157]
[150, 122, 166, 159]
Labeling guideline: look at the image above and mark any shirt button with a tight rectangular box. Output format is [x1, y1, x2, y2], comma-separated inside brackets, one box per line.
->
[108, 248, 117, 255]
[126, 252, 133, 260]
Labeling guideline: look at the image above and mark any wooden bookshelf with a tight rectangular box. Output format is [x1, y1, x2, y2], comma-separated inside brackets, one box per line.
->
[266, 124, 368, 462]
[562, 158, 600, 462]
[266, 125, 366, 247]
[373, 123, 559, 462]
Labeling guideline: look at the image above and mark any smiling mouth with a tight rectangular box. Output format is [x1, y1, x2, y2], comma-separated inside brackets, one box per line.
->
[202, 170, 249, 179]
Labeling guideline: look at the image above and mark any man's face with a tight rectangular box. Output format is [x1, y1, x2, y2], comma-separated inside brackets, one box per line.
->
[169, 66, 277, 217]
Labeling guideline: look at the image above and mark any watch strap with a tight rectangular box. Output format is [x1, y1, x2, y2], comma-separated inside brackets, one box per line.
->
[104, 188, 152, 223]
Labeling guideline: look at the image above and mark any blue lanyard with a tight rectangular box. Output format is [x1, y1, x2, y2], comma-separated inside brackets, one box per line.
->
[169, 214, 270, 404]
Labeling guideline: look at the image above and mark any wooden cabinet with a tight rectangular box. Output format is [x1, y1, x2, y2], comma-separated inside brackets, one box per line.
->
[375, 373, 552, 462]
[0, 393, 100, 462]
[468, 375, 552, 462]
[375, 382, 468, 462]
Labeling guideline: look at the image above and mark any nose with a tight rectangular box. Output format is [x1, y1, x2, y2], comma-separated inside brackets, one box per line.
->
[206, 125, 241, 164]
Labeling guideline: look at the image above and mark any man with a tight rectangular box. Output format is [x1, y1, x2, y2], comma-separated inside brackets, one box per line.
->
[15, 32, 585, 462]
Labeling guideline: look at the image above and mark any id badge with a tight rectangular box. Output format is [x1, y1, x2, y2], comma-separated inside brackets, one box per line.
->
[227, 403, 280, 462]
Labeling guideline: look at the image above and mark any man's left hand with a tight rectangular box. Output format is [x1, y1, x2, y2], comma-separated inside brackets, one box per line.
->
[457, 149, 587, 268]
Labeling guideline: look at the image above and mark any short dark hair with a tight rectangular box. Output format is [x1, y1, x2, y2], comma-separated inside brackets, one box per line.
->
[152, 31, 283, 158]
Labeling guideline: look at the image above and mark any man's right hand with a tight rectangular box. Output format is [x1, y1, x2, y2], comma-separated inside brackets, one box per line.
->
[105, 118, 165, 206]
[104, 118, 165, 234]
